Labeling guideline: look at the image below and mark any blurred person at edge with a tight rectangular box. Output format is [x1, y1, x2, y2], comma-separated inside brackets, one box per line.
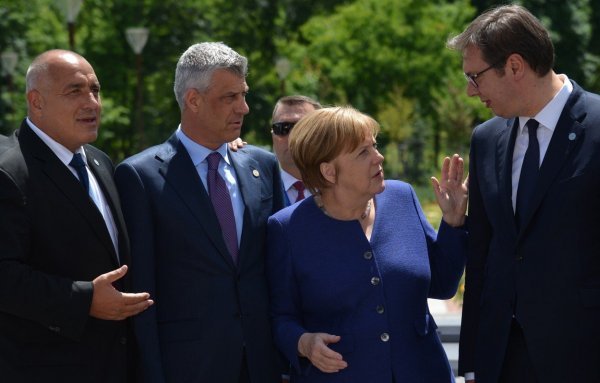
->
[448, 4, 600, 383]
[266, 106, 468, 383]
[0, 49, 153, 383]
[271, 95, 322, 206]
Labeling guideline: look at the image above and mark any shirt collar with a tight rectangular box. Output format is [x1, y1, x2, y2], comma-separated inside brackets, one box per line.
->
[280, 168, 301, 191]
[26, 117, 86, 166]
[175, 125, 230, 166]
[518, 74, 572, 134]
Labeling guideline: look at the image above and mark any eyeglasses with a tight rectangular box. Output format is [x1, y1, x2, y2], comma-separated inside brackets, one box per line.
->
[464, 61, 502, 88]
[272, 121, 296, 136]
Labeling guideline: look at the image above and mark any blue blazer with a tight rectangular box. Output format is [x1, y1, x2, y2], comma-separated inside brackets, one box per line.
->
[459, 81, 600, 382]
[115, 134, 285, 383]
[267, 180, 466, 383]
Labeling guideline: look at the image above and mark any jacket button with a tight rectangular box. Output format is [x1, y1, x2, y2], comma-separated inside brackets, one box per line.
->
[376, 305, 384, 314]
[380, 332, 390, 342]
[120, 337, 127, 345]
[371, 277, 380, 285]
[363, 251, 373, 260]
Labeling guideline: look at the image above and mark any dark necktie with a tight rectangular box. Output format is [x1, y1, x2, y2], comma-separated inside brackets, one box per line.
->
[207, 152, 238, 264]
[293, 181, 305, 202]
[515, 119, 540, 231]
[69, 152, 90, 195]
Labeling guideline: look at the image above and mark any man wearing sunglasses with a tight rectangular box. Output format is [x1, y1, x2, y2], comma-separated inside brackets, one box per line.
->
[271, 95, 322, 206]
[448, 5, 600, 383]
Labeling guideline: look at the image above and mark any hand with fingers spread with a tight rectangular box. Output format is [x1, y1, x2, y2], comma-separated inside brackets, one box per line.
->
[89, 265, 153, 320]
[431, 153, 469, 227]
[298, 332, 348, 373]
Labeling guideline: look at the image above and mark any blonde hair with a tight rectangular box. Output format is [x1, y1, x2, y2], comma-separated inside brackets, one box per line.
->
[289, 106, 380, 193]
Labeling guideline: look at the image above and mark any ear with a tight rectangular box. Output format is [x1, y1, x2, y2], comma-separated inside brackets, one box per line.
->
[320, 161, 336, 184]
[184, 88, 202, 112]
[27, 90, 43, 117]
[506, 53, 526, 79]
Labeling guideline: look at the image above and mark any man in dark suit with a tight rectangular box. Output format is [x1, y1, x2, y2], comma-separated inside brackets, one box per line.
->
[114, 42, 285, 383]
[0, 49, 153, 382]
[448, 5, 600, 383]
[270, 95, 321, 206]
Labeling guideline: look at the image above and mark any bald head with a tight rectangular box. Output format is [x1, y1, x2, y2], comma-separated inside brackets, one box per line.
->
[26, 50, 90, 94]
[25, 49, 102, 151]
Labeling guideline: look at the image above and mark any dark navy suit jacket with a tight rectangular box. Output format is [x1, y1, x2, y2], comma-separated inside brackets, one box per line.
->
[115, 134, 285, 383]
[267, 180, 466, 382]
[459, 81, 600, 382]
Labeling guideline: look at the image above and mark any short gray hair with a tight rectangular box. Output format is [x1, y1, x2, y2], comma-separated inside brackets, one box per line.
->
[173, 42, 248, 110]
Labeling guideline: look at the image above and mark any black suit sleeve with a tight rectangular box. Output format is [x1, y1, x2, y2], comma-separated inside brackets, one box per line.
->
[458, 127, 491, 376]
[0, 169, 93, 341]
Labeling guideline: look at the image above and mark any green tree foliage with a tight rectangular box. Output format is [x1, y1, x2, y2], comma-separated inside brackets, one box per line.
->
[1, 0, 599, 182]
[280, 0, 478, 180]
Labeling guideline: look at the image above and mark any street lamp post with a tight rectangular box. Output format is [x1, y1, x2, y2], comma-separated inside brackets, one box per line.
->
[1, 51, 18, 133]
[56, 0, 83, 51]
[125, 27, 150, 149]
[275, 57, 291, 96]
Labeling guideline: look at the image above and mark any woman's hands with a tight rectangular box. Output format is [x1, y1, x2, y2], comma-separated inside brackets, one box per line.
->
[431, 154, 468, 227]
[298, 332, 348, 373]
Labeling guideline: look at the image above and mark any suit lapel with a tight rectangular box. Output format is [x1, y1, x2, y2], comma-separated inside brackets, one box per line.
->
[230, 150, 262, 269]
[85, 146, 128, 266]
[518, 85, 586, 234]
[21, 125, 119, 266]
[496, 118, 520, 237]
[157, 136, 236, 269]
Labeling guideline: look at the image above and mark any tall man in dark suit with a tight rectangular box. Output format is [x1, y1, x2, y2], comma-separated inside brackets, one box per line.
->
[448, 5, 600, 383]
[271, 95, 321, 206]
[115, 42, 285, 383]
[0, 49, 153, 382]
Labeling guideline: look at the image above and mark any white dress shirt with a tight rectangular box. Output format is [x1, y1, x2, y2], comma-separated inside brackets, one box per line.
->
[176, 126, 244, 245]
[280, 168, 312, 204]
[511, 75, 572, 212]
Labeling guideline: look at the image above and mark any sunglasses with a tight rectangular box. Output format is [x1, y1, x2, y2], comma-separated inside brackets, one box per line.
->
[272, 121, 296, 136]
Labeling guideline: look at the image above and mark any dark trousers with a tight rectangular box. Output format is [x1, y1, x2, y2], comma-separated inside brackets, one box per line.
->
[499, 320, 537, 383]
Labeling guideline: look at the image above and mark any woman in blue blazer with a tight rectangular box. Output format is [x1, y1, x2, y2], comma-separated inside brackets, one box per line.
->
[266, 106, 468, 382]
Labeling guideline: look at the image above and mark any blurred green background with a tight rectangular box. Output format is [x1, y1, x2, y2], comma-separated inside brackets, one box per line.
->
[2, 0, 599, 193]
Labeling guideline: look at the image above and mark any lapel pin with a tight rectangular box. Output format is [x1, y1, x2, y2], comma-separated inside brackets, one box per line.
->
[568, 132, 576, 141]
[252, 169, 260, 178]
[93, 159, 100, 166]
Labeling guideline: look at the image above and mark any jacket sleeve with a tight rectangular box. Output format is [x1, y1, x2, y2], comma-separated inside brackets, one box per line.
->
[458, 128, 491, 376]
[0, 168, 93, 341]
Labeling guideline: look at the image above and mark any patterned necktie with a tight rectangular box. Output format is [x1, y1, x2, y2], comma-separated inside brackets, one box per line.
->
[515, 119, 540, 231]
[69, 152, 90, 195]
[206, 152, 238, 264]
[293, 181, 305, 203]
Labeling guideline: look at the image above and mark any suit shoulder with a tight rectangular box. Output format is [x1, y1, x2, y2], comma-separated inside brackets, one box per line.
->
[237, 145, 277, 162]
[117, 142, 171, 170]
[381, 180, 416, 202]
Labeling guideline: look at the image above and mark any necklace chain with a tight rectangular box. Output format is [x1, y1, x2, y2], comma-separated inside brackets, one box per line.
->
[316, 196, 372, 220]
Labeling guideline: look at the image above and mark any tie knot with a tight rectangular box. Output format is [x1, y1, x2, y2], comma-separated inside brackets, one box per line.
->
[207, 152, 222, 171]
[292, 181, 305, 193]
[526, 119, 539, 138]
[69, 152, 86, 169]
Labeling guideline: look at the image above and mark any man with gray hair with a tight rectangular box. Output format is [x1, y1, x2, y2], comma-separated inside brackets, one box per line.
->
[115, 42, 285, 382]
